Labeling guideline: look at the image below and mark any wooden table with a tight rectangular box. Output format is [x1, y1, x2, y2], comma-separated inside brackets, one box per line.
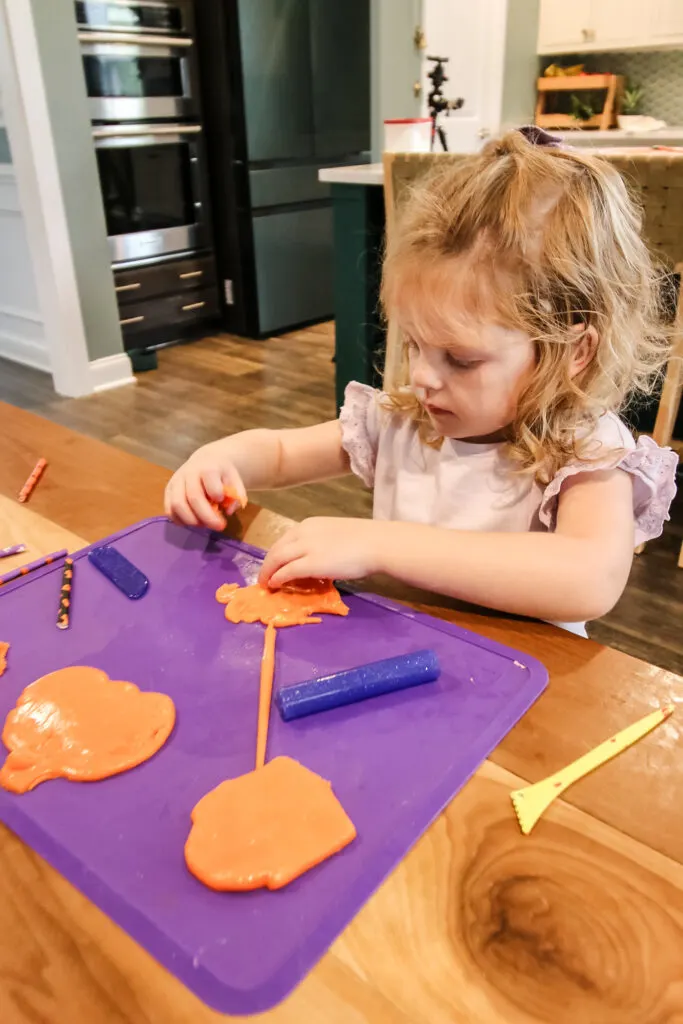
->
[1, 401, 682, 1024]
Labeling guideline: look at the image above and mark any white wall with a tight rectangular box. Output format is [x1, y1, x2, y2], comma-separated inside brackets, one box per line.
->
[371, 0, 423, 159]
[0, 0, 133, 396]
[419, 0, 538, 152]
[500, 0, 540, 129]
[421, 0, 508, 152]
[0, 79, 49, 373]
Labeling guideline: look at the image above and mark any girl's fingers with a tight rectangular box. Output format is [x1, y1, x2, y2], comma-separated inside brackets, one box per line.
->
[186, 478, 225, 529]
[202, 468, 226, 504]
[221, 468, 248, 509]
[268, 557, 311, 589]
[259, 534, 302, 586]
[163, 482, 174, 519]
[167, 482, 200, 527]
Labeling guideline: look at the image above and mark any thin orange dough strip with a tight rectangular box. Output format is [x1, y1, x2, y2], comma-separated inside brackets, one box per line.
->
[255, 623, 277, 770]
[18, 458, 47, 504]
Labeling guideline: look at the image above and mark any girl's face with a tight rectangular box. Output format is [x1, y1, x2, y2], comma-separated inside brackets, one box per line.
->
[400, 258, 536, 442]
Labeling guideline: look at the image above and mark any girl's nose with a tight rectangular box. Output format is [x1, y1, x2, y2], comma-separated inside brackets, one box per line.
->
[410, 350, 443, 393]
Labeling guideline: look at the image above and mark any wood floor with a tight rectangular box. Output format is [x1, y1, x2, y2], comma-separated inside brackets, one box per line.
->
[1, 322, 682, 674]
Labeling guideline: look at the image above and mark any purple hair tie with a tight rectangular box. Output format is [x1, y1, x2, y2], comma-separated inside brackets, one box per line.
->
[517, 124, 565, 148]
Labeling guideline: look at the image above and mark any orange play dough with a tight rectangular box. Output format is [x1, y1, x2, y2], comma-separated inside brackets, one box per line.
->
[256, 623, 277, 770]
[0, 642, 8, 678]
[0, 666, 175, 794]
[211, 486, 247, 521]
[185, 755, 356, 891]
[215, 578, 349, 627]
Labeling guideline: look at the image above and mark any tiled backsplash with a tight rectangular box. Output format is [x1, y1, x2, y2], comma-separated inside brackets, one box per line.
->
[541, 50, 683, 124]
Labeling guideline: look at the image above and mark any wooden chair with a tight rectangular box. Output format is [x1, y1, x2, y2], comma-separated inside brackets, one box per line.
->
[382, 149, 683, 566]
[382, 152, 465, 391]
[602, 152, 683, 566]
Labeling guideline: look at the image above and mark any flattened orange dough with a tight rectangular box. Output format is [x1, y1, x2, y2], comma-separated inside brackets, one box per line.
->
[215, 578, 349, 627]
[0, 666, 175, 793]
[0, 642, 8, 678]
[185, 755, 357, 891]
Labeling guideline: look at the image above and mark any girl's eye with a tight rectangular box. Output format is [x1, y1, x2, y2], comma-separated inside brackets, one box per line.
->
[445, 352, 479, 370]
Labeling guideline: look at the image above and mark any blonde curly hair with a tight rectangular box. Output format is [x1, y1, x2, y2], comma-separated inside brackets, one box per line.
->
[381, 130, 671, 483]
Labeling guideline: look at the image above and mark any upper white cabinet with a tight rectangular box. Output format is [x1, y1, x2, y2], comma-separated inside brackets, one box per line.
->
[649, 0, 683, 43]
[537, 0, 683, 53]
[537, 0, 594, 53]
[591, 1, 649, 50]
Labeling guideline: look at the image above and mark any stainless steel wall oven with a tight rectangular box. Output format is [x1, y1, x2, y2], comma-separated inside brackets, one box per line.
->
[93, 122, 209, 265]
[76, 0, 199, 123]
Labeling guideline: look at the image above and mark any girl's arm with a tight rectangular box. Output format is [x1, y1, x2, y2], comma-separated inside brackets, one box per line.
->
[165, 421, 349, 530]
[259, 468, 635, 623]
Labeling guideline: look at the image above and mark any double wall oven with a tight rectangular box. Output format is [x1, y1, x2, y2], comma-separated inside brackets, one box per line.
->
[77, 0, 217, 353]
[92, 121, 209, 265]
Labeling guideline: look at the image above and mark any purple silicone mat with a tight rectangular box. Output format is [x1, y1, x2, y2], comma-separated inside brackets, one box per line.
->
[0, 518, 548, 1014]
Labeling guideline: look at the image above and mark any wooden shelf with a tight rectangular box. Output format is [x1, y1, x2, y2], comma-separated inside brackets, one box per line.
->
[537, 74, 616, 92]
[535, 74, 624, 131]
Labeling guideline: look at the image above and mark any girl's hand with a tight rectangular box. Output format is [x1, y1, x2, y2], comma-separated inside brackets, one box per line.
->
[165, 442, 248, 530]
[259, 518, 382, 588]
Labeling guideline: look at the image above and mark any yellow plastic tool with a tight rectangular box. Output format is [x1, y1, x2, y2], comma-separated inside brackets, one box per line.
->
[510, 704, 674, 835]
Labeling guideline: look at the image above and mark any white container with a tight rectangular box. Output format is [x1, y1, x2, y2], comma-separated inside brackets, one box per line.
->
[617, 115, 667, 133]
[384, 118, 432, 153]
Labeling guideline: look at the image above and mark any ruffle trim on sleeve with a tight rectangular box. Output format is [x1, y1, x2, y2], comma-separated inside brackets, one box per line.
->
[339, 381, 380, 488]
[539, 435, 678, 545]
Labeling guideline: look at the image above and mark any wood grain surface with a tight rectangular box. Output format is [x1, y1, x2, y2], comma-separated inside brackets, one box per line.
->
[0, 495, 86, 568]
[0, 404, 682, 1023]
[2, 759, 683, 1024]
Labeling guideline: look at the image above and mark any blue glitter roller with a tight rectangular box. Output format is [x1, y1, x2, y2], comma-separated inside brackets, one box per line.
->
[276, 649, 440, 721]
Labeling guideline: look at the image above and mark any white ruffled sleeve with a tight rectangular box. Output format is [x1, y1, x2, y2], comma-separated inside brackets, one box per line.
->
[339, 381, 383, 487]
[539, 414, 678, 545]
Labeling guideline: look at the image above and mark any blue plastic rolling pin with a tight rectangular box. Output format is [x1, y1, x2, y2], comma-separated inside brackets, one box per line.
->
[276, 649, 440, 721]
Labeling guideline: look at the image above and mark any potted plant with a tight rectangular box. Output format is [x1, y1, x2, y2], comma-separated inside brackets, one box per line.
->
[570, 93, 595, 126]
[618, 83, 645, 130]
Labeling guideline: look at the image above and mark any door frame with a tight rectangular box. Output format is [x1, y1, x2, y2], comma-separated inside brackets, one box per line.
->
[0, 0, 95, 396]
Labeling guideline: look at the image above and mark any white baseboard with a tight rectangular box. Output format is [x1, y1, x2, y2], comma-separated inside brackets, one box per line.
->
[89, 352, 136, 393]
[0, 303, 49, 372]
[0, 328, 50, 372]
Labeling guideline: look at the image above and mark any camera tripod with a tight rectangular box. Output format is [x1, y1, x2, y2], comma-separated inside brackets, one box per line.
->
[427, 56, 464, 152]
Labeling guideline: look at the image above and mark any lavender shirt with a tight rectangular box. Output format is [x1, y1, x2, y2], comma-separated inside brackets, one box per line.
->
[340, 382, 678, 634]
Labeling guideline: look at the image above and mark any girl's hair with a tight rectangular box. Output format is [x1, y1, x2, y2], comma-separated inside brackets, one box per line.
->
[381, 129, 671, 482]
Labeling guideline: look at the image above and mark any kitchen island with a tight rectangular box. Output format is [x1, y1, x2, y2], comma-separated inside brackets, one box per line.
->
[319, 165, 385, 409]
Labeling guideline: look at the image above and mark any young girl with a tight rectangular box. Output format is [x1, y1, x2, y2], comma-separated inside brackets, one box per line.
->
[166, 128, 678, 634]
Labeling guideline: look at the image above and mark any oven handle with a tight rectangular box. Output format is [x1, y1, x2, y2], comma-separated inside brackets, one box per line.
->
[92, 124, 202, 139]
[78, 31, 193, 47]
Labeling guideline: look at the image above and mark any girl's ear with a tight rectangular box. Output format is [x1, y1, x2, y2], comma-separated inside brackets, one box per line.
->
[569, 324, 598, 378]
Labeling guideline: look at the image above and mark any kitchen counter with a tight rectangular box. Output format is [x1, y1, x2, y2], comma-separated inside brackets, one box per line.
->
[318, 131, 683, 190]
[555, 126, 683, 146]
[319, 163, 384, 186]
